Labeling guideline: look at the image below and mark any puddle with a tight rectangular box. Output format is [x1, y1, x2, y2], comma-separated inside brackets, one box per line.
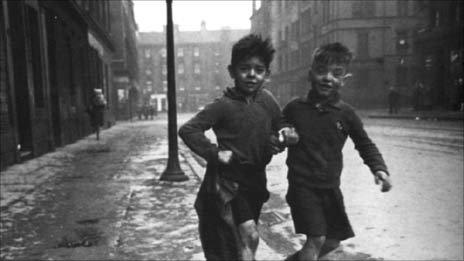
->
[56, 227, 103, 248]
[75, 218, 100, 225]
[81, 145, 111, 154]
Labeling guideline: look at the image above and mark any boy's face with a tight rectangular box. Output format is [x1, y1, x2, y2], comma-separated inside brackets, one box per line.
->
[309, 62, 349, 97]
[228, 56, 269, 95]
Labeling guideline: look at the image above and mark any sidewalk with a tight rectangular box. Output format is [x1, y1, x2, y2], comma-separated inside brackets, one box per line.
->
[0, 120, 283, 260]
[361, 107, 464, 121]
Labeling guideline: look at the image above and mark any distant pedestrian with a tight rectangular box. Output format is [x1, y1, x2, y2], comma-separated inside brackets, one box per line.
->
[388, 85, 400, 114]
[179, 34, 298, 260]
[87, 89, 106, 140]
[413, 81, 425, 111]
[458, 78, 464, 111]
[282, 42, 392, 260]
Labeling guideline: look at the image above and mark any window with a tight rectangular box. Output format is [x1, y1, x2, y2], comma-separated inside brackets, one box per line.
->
[194, 63, 200, 74]
[162, 65, 167, 75]
[163, 80, 167, 92]
[395, 66, 408, 86]
[178, 63, 184, 74]
[27, 7, 44, 107]
[356, 68, 369, 89]
[291, 50, 299, 69]
[291, 21, 299, 40]
[160, 48, 166, 58]
[357, 32, 369, 59]
[193, 46, 199, 57]
[434, 10, 440, 27]
[144, 49, 151, 58]
[322, 0, 330, 23]
[352, 0, 375, 18]
[177, 47, 183, 57]
[398, 0, 408, 16]
[301, 41, 312, 66]
[145, 69, 152, 75]
[396, 31, 409, 53]
[146, 81, 152, 92]
[301, 8, 312, 34]
[195, 86, 201, 91]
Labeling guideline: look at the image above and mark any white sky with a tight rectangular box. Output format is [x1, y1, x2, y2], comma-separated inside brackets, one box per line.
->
[133, 0, 254, 32]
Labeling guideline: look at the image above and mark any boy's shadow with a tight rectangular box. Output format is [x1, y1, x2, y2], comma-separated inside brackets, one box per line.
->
[320, 244, 383, 260]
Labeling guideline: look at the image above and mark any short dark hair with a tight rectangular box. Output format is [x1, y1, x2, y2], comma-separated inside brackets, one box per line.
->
[312, 42, 353, 66]
[230, 34, 275, 69]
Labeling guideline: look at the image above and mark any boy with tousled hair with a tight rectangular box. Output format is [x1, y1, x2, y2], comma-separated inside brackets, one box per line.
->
[283, 42, 392, 260]
[179, 34, 298, 260]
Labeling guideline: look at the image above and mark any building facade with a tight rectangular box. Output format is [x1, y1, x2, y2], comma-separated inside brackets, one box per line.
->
[413, 0, 463, 110]
[1, 0, 138, 169]
[250, 0, 446, 109]
[137, 23, 248, 112]
[109, 0, 139, 120]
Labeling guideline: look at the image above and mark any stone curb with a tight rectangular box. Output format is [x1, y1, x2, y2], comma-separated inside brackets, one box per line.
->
[368, 114, 463, 121]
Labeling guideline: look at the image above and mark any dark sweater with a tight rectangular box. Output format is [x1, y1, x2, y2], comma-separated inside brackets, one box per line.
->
[283, 91, 389, 189]
[179, 87, 283, 193]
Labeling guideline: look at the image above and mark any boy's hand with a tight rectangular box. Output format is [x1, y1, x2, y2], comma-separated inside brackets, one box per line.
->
[270, 135, 285, 154]
[374, 170, 392, 192]
[218, 150, 233, 164]
[279, 127, 299, 145]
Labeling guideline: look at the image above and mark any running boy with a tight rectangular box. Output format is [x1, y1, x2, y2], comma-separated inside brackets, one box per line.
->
[283, 42, 392, 260]
[179, 34, 297, 260]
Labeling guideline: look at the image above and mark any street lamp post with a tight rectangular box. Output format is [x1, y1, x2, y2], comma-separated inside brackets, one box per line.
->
[160, 0, 188, 181]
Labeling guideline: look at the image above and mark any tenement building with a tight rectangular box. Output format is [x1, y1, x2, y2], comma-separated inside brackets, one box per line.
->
[251, 0, 462, 110]
[1, 0, 139, 169]
[137, 22, 248, 112]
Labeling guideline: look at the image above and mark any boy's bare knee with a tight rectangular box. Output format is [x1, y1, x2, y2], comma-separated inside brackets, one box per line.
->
[305, 235, 326, 249]
[319, 238, 340, 258]
[238, 220, 259, 245]
[299, 235, 326, 260]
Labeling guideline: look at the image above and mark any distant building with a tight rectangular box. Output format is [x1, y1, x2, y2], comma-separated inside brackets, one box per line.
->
[251, 0, 432, 109]
[0, 0, 138, 169]
[110, 0, 139, 120]
[413, 0, 463, 110]
[137, 22, 248, 112]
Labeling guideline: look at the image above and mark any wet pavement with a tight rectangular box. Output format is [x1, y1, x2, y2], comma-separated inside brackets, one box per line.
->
[1, 113, 463, 260]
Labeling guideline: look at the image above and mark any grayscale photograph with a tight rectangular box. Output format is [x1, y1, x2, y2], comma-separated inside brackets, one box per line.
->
[0, 0, 463, 260]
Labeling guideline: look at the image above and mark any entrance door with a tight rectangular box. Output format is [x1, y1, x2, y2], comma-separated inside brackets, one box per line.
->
[8, 1, 32, 158]
[46, 10, 61, 146]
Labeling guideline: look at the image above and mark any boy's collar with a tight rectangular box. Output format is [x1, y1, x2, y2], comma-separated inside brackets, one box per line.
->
[225, 86, 263, 101]
[305, 89, 342, 110]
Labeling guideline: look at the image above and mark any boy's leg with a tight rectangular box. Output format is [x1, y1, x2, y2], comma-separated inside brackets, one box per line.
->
[318, 238, 340, 258]
[299, 235, 326, 260]
[230, 189, 264, 260]
[237, 219, 260, 260]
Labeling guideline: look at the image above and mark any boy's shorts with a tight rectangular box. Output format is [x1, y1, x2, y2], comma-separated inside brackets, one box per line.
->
[230, 189, 264, 225]
[286, 186, 355, 241]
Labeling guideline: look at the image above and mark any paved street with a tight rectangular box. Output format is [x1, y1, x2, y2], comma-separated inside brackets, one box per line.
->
[1, 113, 463, 260]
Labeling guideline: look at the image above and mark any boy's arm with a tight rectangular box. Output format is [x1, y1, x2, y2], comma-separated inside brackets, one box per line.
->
[266, 92, 299, 147]
[265, 94, 298, 154]
[346, 109, 392, 191]
[178, 101, 222, 162]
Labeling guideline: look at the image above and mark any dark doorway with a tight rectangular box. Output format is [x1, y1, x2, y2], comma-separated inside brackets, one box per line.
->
[45, 10, 61, 147]
[8, 1, 32, 158]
